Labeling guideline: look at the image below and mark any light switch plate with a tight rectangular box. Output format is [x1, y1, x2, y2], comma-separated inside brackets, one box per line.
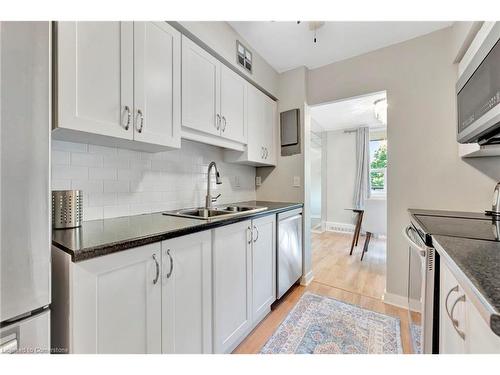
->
[255, 176, 262, 186]
[293, 176, 300, 187]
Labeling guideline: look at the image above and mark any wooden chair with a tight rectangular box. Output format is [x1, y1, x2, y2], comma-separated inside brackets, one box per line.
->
[360, 199, 386, 261]
[346, 208, 364, 256]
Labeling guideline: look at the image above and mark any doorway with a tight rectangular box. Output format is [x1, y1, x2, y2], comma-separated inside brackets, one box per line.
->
[308, 91, 388, 300]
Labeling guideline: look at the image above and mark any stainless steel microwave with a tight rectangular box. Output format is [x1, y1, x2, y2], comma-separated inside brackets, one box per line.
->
[457, 23, 500, 144]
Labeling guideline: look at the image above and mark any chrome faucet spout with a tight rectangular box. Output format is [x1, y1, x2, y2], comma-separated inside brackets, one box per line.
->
[206, 162, 222, 209]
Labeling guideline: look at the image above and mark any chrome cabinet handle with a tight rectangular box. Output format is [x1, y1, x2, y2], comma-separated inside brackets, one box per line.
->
[136, 109, 144, 133]
[445, 285, 459, 320]
[124, 105, 131, 130]
[216, 114, 221, 130]
[166, 249, 174, 279]
[222, 116, 227, 132]
[152, 254, 160, 285]
[253, 225, 259, 243]
[450, 294, 466, 340]
[247, 226, 252, 244]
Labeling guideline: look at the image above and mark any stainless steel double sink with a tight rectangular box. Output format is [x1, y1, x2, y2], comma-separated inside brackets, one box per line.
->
[163, 204, 268, 220]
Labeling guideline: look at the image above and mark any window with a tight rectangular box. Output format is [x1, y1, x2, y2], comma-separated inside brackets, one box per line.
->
[369, 137, 387, 197]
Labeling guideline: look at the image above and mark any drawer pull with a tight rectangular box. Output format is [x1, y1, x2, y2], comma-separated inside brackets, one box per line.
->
[450, 294, 466, 340]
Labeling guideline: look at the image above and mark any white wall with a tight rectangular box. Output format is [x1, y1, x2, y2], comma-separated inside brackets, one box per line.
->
[180, 21, 279, 97]
[307, 26, 500, 299]
[310, 144, 322, 218]
[52, 139, 256, 221]
[325, 130, 357, 225]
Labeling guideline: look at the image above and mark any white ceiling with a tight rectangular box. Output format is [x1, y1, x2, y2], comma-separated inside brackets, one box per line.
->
[310, 91, 386, 132]
[229, 21, 453, 73]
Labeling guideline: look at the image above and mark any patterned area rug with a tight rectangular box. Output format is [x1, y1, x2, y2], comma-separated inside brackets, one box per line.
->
[260, 292, 403, 354]
[410, 323, 422, 354]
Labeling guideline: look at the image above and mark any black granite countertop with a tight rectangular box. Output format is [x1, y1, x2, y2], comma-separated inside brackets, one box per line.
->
[432, 235, 500, 336]
[52, 201, 302, 262]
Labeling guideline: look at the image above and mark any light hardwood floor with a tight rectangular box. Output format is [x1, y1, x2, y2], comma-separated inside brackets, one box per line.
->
[312, 231, 386, 299]
[234, 231, 413, 354]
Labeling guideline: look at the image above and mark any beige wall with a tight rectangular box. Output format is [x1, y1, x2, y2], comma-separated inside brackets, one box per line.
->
[324, 130, 357, 225]
[307, 26, 500, 299]
[256, 66, 307, 203]
[180, 21, 279, 97]
[256, 66, 313, 283]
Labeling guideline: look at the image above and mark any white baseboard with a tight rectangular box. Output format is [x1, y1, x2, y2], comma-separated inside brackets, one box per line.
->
[325, 221, 355, 234]
[383, 290, 421, 312]
[300, 270, 314, 286]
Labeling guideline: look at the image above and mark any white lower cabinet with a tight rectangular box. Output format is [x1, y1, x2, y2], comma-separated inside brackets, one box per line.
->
[161, 231, 212, 354]
[213, 220, 253, 353]
[52, 215, 278, 354]
[251, 214, 276, 325]
[213, 216, 277, 353]
[70, 243, 162, 354]
[440, 260, 500, 353]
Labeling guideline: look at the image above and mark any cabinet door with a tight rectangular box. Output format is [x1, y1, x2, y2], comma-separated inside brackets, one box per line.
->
[71, 243, 161, 353]
[246, 84, 265, 162]
[439, 262, 466, 354]
[213, 220, 252, 353]
[251, 215, 276, 324]
[181, 35, 220, 136]
[220, 65, 246, 143]
[263, 96, 277, 165]
[465, 296, 500, 353]
[161, 231, 212, 354]
[57, 22, 133, 139]
[133, 22, 181, 148]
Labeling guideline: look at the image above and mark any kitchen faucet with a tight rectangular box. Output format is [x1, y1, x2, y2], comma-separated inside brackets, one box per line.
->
[206, 161, 222, 209]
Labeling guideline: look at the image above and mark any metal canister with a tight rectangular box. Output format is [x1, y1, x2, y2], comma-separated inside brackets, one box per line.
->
[52, 190, 83, 229]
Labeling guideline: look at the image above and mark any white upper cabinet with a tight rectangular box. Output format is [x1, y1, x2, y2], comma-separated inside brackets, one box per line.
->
[181, 36, 248, 151]
[225, 83, 277, 166]
[181, 35, 220, 137]
[161, 231, 212, 354]
[56, 22, 134, 140]
[219, 64, 246, 143]
[133, 22, 181, 148]
[54, 21, 181, 152]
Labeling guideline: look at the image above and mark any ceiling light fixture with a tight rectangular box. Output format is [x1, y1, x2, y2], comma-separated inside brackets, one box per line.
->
[297, 21, 325, 43]
[373, 98, 388, 125]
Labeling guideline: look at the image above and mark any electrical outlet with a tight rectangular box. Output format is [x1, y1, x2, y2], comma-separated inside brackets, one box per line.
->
[234, 175, 240, 188]
[293, 176, 300, 187]
[255, 176, 262, 186]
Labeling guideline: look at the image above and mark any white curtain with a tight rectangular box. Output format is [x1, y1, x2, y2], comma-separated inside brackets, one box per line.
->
[353, 127, 370, 209]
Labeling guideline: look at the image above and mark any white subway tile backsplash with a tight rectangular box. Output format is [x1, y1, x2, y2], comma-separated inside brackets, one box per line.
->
[103, 155, 130, 169]
[104, 180, 130, 193]
[52, 150, 70, 165]
[52, 165, 88, 180]
[71, 180, 104, 193]
[71, 152, 103, 167]
[89, 167, 117, 181]
[51, 139, 256, 220]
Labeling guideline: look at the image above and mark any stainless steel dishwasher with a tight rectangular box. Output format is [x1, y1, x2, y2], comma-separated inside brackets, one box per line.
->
[277, 208, 303, 299]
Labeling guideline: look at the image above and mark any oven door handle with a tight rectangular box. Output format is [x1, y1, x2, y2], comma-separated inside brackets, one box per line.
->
[403, 225, 426, 257]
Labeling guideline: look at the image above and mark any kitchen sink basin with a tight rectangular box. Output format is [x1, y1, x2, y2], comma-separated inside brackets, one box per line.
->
[163, 205, 267, 220]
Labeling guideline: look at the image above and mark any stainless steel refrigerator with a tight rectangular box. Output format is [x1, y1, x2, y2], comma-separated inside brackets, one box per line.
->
[0, 22, 51, 354]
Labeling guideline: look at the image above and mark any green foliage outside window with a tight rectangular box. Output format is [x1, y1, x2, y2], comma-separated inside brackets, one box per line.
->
[370, 142, 387, 190]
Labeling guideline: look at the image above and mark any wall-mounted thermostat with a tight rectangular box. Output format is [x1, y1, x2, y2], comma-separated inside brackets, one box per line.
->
[236, 41, 252, 73]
